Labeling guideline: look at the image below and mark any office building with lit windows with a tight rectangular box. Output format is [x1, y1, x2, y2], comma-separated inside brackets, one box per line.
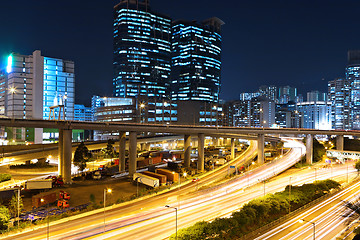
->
[328, 78, 351, 130]
[74, 104, 93, 122]
[346, 50, 360, 129]
[171, 18, 223, 103]
[113, 0, 171, 99]
[297, 101, 331, 130]
[0, 50, 75, 143]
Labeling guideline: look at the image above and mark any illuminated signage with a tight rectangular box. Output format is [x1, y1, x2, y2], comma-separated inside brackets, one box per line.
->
[6, 55, 12, 73]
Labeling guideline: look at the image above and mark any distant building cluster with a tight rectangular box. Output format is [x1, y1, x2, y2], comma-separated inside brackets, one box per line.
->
[1, 0, 360, 144]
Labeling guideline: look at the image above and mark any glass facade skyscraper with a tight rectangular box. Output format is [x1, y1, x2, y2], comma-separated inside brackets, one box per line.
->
[171, 18, 224, 103]
[43, 56, 75, 120]
[328, 78, 351, 130]
[346, 50, 360, 129]
[113, 0, 171, 99]
[0, 50, 75, 143]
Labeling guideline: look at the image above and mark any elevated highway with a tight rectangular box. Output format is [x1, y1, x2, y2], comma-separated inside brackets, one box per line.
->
[0, 118, 351, 183]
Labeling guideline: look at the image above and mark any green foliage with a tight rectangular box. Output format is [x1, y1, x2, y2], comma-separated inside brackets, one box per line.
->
[354, 226, 360, 235]
[9, 162, 54, 169]
[104, 139, 116, 158]
[355, 160, 360, 172]
[8, 194, 23, 217]
[89, 194, 96, 204]
[172, 179, 340, 239]
[313, 138, 325, 162]
[0, 174, 11, 183]
[73, 142, 92, 171]
[0, 205, 10, 230]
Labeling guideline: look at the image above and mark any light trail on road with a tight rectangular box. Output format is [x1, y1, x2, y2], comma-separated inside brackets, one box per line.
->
[255, 174, 360, 240]
[6, 139, 355, 240]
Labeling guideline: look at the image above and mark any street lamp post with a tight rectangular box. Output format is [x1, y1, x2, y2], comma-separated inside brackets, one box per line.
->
[165, 205, 178, 240]
[103, 188, 112, 234]
[289, 177, 292, 213]
[347, 160, 349, 183]
[40, 198, 49, 240]
[299, 219, 316, 240]
[17, 188, 20, 227]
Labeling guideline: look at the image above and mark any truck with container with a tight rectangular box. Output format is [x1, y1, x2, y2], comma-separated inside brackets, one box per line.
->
[133, 173, 159, 188]
[142, 171, 167, 185]
[32, 192, 57, 208]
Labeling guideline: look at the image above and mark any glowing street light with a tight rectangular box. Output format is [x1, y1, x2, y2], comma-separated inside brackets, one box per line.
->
[9, 87, 16, 119]
[139, 102, 146, 123]
[41, 198, 50, 240]
[103, 188, 112, 234]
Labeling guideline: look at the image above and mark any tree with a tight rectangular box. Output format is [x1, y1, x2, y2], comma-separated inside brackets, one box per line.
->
[104, 139, 116, 158]
[8, 194, 23, 218]
[73, 142, 92, 171]
[0, 206, 10, 230]
[355, 160, 360, 174]
[313, 138, 325, 162]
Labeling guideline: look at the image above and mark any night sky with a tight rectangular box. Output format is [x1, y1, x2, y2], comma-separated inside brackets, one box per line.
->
[1, 0, 360, 106]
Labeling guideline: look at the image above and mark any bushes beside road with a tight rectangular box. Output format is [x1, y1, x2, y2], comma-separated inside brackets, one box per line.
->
[0, 174, 11, 183]
[171, 179, 340, 240]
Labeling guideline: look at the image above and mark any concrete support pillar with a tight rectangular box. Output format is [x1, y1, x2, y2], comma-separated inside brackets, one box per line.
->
[146, 143, 151, 151]
[63, 129, 72, 184]
[58, 129, 64, 177]
[140, 143, 145, 151]
[198, 133, 205, 172]
[306, 134, 313, 165]
[119, 131, 126, 172]
[227, 138, 231, 146]
[192, 140, 198, 148]
[184, 135, 191, 168]
[129, 131, 137, 177]
[336, 135, 344, 151]
[257, 134, 264, 164]
[231, 138, 235, 159]
[212, 137, 218, 147]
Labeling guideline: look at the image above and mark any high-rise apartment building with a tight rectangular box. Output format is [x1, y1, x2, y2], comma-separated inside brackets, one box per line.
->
[0, 50, 75, 143]
[171, 18, 223, 103]
[259, 85, 277, 102]
[278, 86, 297, 104]
[113, 0, 171, 99]
[307, 91, 326, 102]
[328, 78, 351, 130]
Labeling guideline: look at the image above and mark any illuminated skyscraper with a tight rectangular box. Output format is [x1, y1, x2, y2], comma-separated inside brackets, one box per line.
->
[328, 78, 351, 130]
[346, 50, 360, 129]
[0, 50, 75, 143]
[171, 18, 224, 103]
[113, 0, 171, 99]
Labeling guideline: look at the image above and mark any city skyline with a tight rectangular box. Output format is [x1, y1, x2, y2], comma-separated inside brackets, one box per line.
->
[1, 1, 360, 105]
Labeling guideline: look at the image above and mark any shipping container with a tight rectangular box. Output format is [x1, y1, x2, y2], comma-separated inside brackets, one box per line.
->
[156, 169, 179, 182]
[32, 192, 57, 208]
[142, 171, 167, 185]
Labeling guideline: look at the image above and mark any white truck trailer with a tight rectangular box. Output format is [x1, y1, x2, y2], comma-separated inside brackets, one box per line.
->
[25, 179, 52, 190]
[133, 173, 159, 188]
